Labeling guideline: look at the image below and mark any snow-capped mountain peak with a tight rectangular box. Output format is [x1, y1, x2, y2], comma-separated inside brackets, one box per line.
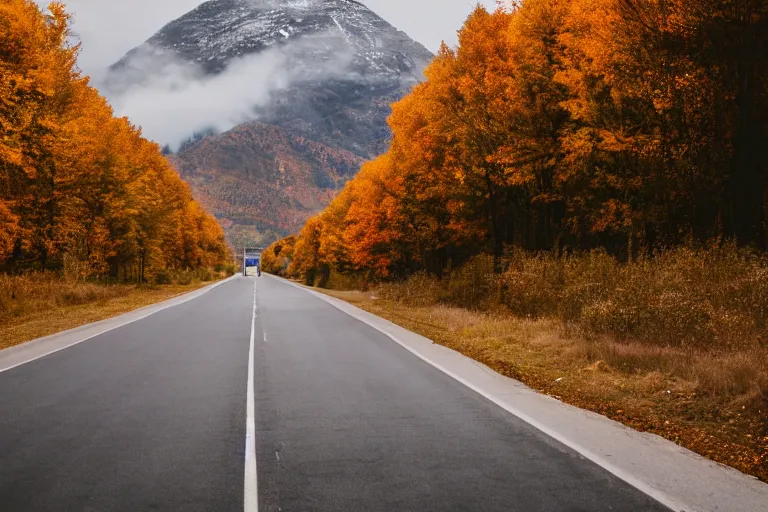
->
[112, 0, 431, 82]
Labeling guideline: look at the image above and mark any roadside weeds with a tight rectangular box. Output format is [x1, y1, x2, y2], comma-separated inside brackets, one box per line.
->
[0, 273, 228, 350]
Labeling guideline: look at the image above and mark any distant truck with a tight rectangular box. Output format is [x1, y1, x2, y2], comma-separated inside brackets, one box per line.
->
[242, 248, 265, 277]
[244, 257, 261, 277]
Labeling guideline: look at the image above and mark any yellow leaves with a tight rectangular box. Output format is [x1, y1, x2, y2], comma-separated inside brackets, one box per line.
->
[0, 0, 230, 276]
[0, 199, 19, 260]
[285, 2, 570, 276]
[558, 129, 597, 182]
[282, 0, 768, 282]
[590, 198, 634, 234]
[0, 139, 23, 167]
[503, 166, 536, 187]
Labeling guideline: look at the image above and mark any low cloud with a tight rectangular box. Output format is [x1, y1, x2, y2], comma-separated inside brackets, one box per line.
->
[102, 32, 356, 149]
[47, 0, 499, 150]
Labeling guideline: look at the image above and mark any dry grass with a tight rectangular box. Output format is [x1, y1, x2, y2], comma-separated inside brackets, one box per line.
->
[317, 245, 768, 482]
[0, 272, 224, 350]
[385, 245, 768, 349]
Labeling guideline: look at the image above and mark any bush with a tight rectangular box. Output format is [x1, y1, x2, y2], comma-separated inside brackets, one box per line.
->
[152, 271, 172, 285]
[557, 250, 620, 325]
[196, 268, 214, 282]
[442, 254, 497, 310]
[498, 250, 567, 318]
[379, 272, 444, 307]
[0, 273, 128, 320]
[152, 268, 223, 286]
[215, 263, 238, 276]
[563, 244, 768, 349]
[324, 269, 367, 291]
[376, 243, 768, 351]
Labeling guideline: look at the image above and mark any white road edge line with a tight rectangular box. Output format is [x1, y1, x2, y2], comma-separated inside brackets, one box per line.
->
[0, 276, 237, 374]
[275, 275, 689, 512]
[244, 279, 258, 512]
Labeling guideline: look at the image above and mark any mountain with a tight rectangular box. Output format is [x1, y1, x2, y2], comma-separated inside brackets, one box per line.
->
[106, 0, 433, 247]
[170, 121, 364, 248]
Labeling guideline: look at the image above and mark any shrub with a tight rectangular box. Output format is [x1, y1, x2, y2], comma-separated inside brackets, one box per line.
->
[324, 269, 367, 291]
[0, 273, 128, 321]
[498, 250, 566, 318]
[152, 271, 172, 285]
[443, 254, 497, 310]
[376, 243, 768, 352]
[379, 272, 443, 307]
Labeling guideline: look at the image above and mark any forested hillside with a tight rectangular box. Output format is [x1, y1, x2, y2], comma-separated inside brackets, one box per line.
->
[0, 0, 231, 282]
[271, 0, 768, 280]
[172, 122, 364, 249]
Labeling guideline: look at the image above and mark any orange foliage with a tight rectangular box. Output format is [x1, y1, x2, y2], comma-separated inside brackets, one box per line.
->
[270, 0, 768, 282]
[0, 1, 230, 279]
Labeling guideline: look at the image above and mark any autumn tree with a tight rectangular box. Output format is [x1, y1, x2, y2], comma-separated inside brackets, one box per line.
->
[262, 235, 296, 275]
[288, 216, 325, 285]
[268, 0, 768, 283]
[0, 199, 19, 262]
[0, 0, 231, 279]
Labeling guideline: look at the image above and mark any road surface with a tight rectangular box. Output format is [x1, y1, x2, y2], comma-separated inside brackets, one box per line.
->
[0, 276, 668, 511]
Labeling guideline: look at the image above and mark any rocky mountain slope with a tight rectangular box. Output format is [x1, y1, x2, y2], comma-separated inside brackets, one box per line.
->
[171, 122, 364, 248]
[107, 0, 433, 246]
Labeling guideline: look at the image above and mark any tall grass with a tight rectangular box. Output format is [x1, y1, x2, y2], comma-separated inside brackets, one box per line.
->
[0, 273, 127, 319]
[383, 244, 768, 348]
[0, 267, 233, 326]
[380, 243, 768, 410]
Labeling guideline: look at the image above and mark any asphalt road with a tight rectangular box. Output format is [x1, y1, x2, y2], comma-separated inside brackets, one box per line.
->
[0, 276, 669, 511]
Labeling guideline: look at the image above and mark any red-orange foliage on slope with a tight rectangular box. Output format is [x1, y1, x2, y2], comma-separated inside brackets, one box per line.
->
[172, 122, 365, 249]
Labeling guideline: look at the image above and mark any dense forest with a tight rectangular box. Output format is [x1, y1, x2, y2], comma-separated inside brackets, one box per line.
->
[0, 1, 231, 281]
[266, 0, 768, 282]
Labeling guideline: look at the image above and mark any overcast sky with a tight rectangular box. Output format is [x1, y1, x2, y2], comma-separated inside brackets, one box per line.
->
[51, 0, 499, 78]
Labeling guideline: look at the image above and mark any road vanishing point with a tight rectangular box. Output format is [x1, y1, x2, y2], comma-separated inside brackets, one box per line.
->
[1, 276, 767, 512]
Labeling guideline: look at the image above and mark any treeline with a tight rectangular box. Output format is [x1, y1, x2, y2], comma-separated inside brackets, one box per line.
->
[0, 1, 231, 281]
[265, 0, 768, 283]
